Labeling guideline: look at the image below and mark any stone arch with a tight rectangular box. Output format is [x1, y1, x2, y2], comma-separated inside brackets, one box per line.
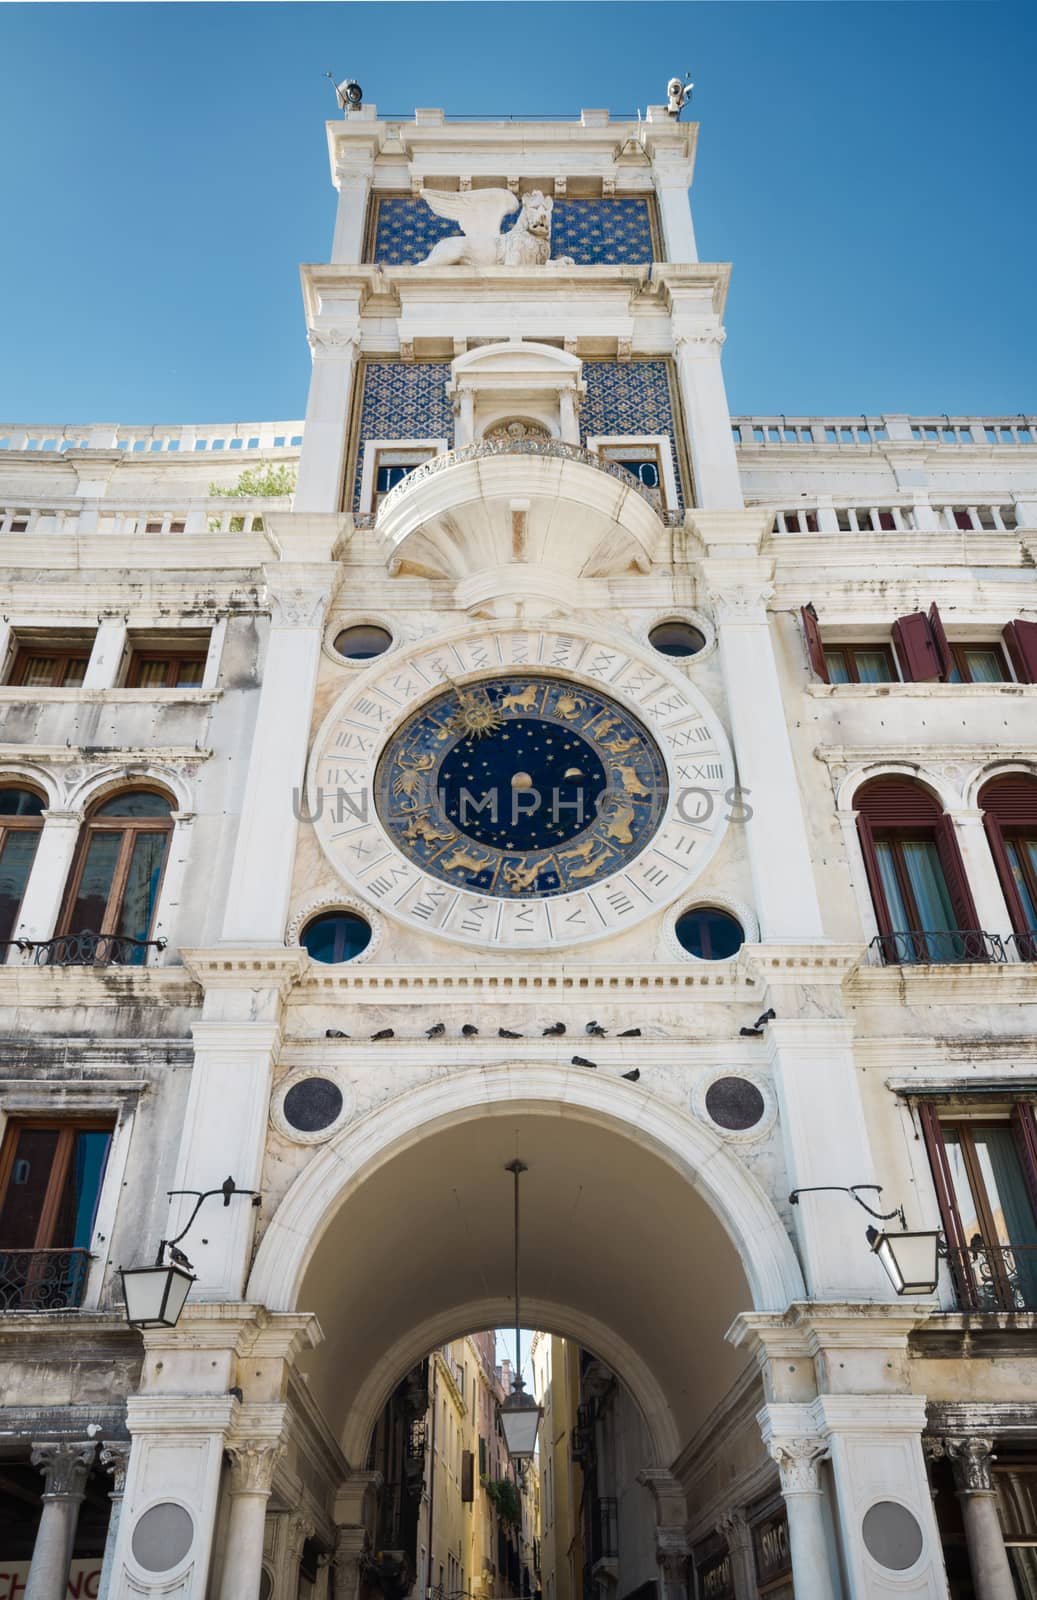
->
[248, 1064, 802, 1317]
[838, 762, 958, 815]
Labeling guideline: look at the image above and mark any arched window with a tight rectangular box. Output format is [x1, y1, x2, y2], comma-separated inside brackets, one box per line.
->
[58, 791, 173, 963]
[980, 773, 1037, 959]
[0, 787, 45, 945]
[855, 777, 982, 963]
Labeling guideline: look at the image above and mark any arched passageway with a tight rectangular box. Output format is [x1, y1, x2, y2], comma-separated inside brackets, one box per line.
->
[248, 1067, 804, 1470]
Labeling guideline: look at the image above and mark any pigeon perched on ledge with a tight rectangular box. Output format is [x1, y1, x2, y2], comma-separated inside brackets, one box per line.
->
[543, 1022, 566, 1036]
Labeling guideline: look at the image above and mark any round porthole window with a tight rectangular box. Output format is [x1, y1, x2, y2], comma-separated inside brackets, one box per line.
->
[301, 911, 372, 964]
[131, 1503, 194, 1573]
[862, 1502, 924, 1571]
[705, 1077, 766, 1132]
[283, 1077, 345, 1135]
[334, 624, 393, 661]
[675, 907, 744, 960]
[649, 621, 706, 658]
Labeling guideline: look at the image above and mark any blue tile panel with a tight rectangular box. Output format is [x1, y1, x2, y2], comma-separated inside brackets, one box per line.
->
[581, 361, 686, 507]
[350, 357, 686, 510]
[371, 197, 655, 266]
[351, 362, 454, 509]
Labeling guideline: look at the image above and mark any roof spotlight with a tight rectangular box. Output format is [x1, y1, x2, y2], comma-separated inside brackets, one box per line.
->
[326, 72, 364, 112]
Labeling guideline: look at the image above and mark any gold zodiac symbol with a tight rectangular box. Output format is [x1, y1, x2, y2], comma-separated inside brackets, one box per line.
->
[502, 857, 541, 891]
[393, 752, 435, 797]
[601, 733, 640, 756]
[559, 836, 598, 866]
[612, 765, 651, 799]
[554, 692, 587, 721]
[602, 803, 635, 844]
[591, 716, 621, 741]
[403, 814, 454, 846]
[500, 683, 540, 714]
[568, 844, 610, 881]
[442, 846, 493, 875]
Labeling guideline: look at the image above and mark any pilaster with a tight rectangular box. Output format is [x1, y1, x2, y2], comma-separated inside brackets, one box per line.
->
[12, 808, 83, 947]
[673, 331, 742, 508]
[295, 321, 362, 512]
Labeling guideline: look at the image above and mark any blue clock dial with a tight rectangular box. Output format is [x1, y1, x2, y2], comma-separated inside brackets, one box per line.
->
[374, 675, 667, 899]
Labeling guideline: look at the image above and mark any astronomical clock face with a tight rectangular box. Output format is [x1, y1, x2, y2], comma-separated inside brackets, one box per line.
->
[309, 624, 734, 951]
[375, 676, 668, 898]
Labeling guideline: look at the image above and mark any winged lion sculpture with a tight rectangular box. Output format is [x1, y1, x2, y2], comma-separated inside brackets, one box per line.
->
[418, 188, 574, 267]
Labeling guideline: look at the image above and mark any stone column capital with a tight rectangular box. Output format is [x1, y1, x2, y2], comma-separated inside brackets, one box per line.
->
[708, 581, 774, 626]
[944, 1435, 998, 1493]
[99, 1441, 131, 1496]
[716, 1507, 750, 1548]
[226, 1438, 286, 1496]
[30, 1441, 96, 1500]
[267, 579, 333, 631]
[286, 1511, 317, 1561]
[767, 1436, 828, 1495]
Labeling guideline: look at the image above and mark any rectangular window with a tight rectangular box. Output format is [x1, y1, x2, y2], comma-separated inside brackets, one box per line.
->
[125, 633, 210, 689]
[12, 650, 90, 687]
[920, 1102, 1037, 1310]
[947, 645, 1011, 684]
[0, 1120, 113, 1310]
[823, 644, 898, 684]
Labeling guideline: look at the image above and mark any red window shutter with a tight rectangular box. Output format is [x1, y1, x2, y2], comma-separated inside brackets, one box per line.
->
[800, 604, 829, 682]
[856, 815, 895, 937]
[934, 814, 981, 935]
[856, 777, 942, 826]
[927, 603, 953, 681]
[1011, 1105, 1037, 1223]
[918, 1102, 976, 1309]
[892, 611, 941, 681]
[1003, 620, 1037, 684]
[983, 813, 1030, 937]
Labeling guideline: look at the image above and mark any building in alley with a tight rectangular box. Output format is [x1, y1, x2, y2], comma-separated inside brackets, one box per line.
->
[0, 81, 1036, 1600]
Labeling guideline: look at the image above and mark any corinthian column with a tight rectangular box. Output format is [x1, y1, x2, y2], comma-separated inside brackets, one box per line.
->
[944, 1437, 1015, 1600]
[97, 1443, 131, 1600]
[766, 1437, 836, 1600]
[217, 1440, 286, 1600]
[26, 1442, 96, 1600]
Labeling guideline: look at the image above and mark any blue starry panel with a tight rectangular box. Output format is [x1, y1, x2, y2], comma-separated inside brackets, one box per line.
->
[350, 362, 454, 510]
[581, 361, 686, 507]
[371, 197, 655, 266]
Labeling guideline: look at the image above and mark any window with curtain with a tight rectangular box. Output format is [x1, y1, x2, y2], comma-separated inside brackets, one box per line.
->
[855, 777, 982, 963]
[919, 1102, 1037, 1311]
[822, 644, 898, 684]
[126, 652, 206, 688]
[980, 774, 1037, 960]
[0, 1119, 113, 1309]
[947, 644, 1011, 683]
[59, 790, 173, 962]
[0, 787, 45, 943]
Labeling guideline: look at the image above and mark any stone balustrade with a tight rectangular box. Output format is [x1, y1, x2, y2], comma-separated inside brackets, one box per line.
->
[766, 498, 1025, 535]
[732, 414, 1037, 447]
[0, 496, 284, 537]
[0, 421, 304, 455]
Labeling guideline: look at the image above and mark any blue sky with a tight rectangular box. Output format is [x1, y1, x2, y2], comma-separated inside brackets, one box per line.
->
[2, 2, 1034, 422]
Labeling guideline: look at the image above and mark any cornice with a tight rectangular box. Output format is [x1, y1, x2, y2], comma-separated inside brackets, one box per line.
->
[0, 533, 273, 574]
[291, 959, 759, 998]
[182, 947, 309, 997]
[848, 962, 1037, 1004]
[0, 966, 199, 1008]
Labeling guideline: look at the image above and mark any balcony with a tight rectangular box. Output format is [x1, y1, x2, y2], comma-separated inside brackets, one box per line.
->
[867, 930, 1008, 966]
[945, 1242, 1037, 1313]
[0, 1248, 92, 1311]
[370, 437, 675, 595]
[23, 931, 167, 968]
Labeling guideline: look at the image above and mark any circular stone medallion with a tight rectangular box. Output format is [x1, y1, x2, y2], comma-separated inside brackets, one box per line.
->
[308, 624, 735, 950]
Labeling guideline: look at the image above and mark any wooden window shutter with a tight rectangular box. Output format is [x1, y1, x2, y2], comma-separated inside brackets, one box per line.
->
[1011, 1105, 1037, 1222]
[856, 815, 895, 937]
[982, 811, 1029, 936]
[800, 604, 829, 682]
[927, 603, 953, 681]
[462, 1449, 475, 1502]
[1003, 620, 1037, 684]
[892, 611, 941, 681]
[934, 814, 982, 937]
[918, 1101, 976, 1309]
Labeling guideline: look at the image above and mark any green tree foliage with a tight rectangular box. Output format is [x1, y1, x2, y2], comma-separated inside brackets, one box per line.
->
[482, 1475, 522, 1527]
[208, 463, 296, 499]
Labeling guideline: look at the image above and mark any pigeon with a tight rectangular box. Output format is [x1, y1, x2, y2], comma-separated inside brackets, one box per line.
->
[371, 1028, 395, 1041]
[325, 1029, 350, 1039]
[168, 1244, 194, 1269]
[461, 1024, 479, 1037]
[618, 1027, 641, 1038]
[755, 1008, 777, 1027]
[498, 1027, 522, 1039]
[739, 1025, 763, 1038]
[621, 1068, 641, 1083]
[425, 1022, 446, 1038]
[740, 1009, 776, 1039]
[543, 1022, 566, 1036]
[571, 1055, 597, 1069]
[585, 1021, 607, 1037]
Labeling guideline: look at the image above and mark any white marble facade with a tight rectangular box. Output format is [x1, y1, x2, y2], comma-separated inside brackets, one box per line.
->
[0, 99, 1034, 1600]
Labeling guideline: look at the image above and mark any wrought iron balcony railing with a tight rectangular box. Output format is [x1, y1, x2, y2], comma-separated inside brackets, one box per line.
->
[944, 1241, 1037, 1313]
[0, 1248, 92, 1311]
[867, 930, 1006, 966]
[24, 930, 166, 968]
[1005, 931, 1037, 963]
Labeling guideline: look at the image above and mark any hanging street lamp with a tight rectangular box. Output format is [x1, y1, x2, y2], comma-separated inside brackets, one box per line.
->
[498, 1160, 544, 1460]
